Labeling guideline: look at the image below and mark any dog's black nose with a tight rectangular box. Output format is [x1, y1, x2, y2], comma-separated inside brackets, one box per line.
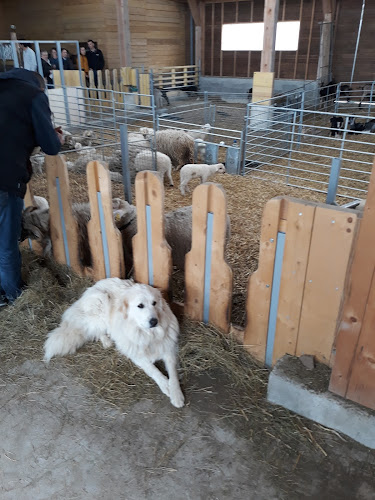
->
[149, 317, 158, 328]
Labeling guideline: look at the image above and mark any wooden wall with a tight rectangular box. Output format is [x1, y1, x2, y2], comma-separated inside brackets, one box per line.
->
[0, 0, 189, 70]
[128, 0, 188, 68]
[332, 0, 375, 82]
[203, 0, 321, 79]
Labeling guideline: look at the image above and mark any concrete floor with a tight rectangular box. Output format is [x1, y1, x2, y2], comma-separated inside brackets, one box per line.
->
[1, 359, 375, 500]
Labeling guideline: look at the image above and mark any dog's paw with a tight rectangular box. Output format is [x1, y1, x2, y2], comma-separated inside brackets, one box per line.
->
[100, 334, 113, 349]
[170, 388, 185, 408]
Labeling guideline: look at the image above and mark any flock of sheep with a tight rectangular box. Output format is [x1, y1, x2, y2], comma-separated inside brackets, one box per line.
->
[30, 123, 226, 195]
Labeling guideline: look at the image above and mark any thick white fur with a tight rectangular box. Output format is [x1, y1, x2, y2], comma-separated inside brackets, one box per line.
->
[186, 123, 212, 140]
[179, 163, 226, 195]
[134, 150, 174, 186]
[44, 278, 185, 408]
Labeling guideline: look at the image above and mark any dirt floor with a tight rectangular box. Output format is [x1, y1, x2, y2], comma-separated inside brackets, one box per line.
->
[1, 265, 375, 499]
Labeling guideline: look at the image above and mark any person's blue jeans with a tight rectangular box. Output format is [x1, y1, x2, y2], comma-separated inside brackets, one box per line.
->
[0, 190, 24, 301]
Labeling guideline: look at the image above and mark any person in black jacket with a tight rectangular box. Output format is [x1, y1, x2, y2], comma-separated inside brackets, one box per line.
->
[0, 69, 62, 306]
[61, 48, 74, 70]
[41, 50, 54, 87]
[86, 40, 105, 86]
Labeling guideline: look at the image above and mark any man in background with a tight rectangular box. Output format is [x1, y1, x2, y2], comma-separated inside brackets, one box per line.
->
[19, 42, 37, 72]
[41, 50, 53, 87]
[0, 69, 63, 307]
[86, 39, 104, 86]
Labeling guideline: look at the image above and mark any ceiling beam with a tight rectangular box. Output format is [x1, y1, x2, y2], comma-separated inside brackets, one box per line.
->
[188, 0, 201, 26]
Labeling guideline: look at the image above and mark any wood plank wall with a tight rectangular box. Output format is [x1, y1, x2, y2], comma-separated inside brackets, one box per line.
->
[0, 0, 188, 70]
[204, 0, 322, 79]
[128, 0, 188, 68]
[332, 0, 375, 82]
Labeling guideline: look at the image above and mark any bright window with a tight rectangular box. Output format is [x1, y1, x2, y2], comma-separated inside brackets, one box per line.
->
[221, 21, 300, 51]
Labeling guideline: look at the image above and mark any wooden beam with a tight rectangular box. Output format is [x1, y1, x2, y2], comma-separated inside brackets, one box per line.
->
[201, 1, 206, 76]
[116, 0, 132, 66]
[195, 26, 202, 68]
[317, 0, 336, 84]
[304, 0, 316, 80]
[188, 0, 201, 26]
[293, 0, 304, 79]
[260, 0, 280, 73]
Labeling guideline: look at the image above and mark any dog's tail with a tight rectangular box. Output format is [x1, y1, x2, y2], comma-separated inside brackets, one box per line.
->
[44, 323, 87, 362]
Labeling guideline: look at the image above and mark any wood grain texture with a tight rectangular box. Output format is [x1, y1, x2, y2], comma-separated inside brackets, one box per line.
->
[296, 206, 357, 364]
[86, 160, 125, 281]
[244, 198, 281, 362]
[45, 155, 82, 274]
[330, 160, 375, 398]
[272, 199, 315, 364]
[185, 183, 232, 332]
[132, 171, 172, 293]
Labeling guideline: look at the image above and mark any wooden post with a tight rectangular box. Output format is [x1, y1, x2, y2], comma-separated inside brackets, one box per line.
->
[132, 171, 172, 294]
[329, 158, 375, 407]
[86, 161, 125, 281]
[45, 155, 82, 275]
[195, 26, 201, 69]
[116, 0, 132, 66]
[260, 0, 280, 73]
[185, 183, 233, 333]
[317, 0, 334, 84]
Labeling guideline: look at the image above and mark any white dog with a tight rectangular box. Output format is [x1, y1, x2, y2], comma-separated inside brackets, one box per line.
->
[44, 278, 185, 408]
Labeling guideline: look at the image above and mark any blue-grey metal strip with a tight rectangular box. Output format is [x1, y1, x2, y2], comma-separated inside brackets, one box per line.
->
[203, 212, 214, 323]
[97, 191, 111, 278]
[34, 42, 44, 80]
[56, 177, 70, 267]
[265, 231, 286, 368]
[146, 204, 154, 286]
[56, 41, 71, 126]
[205, 143, 219, 165]
[120, 124, 132, 203]
[326, 158, 342, 205]
[75, 41, 83, 87]
[226, 146, 240, 174]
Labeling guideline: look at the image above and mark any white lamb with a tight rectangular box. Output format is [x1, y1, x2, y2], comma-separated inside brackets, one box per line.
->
[179, 163, 226, 195]
[186, 123, 212, 140]
[134, 150, 174, 186]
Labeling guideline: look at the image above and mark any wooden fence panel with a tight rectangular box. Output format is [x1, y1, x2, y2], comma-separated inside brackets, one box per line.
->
[139, 74, 151, 106]
[132, 171, 172, 293]
[52, 70, 84, 87]
[272, 199, 316, 364]
[244, 198, 281, 362]
[296, 206, 357, 364]
[86, 161, 125, 281]
[330, 159, 375, 406]
[185, 183, 232, 333]
[45, 155, 81, 274]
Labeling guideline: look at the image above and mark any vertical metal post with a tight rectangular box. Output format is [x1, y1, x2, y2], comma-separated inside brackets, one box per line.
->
[120, 124, 132, 203]
[296, 90, 305, 147]
[334, 82, 341, 114]
[34, 42, 44, 79]
[350, 0, 366, 85]
[368, 81, 374, 115]
[190, 14, 194, 66]
[151, 94, 157, 171]
[203, 212, 214, 323]
[10, 41, 19, 68]
[287, 110, 297, 185]
[76, 41, 83, 87]
[326, 158, 342, 205]
[56, 41, 71, 126]
[241, 103, 250, 175]
[204, 90, 209, 123]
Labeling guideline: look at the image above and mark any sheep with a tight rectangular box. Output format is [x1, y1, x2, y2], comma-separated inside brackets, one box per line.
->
[65, 153, 123, 183]
[21, 197, 129, 265]
[30, 154, 45, 175]
[140, 128, 194, 169]
[330, 116, 344, 137]
[60, 129, 96, 149]
[154, 87, 170, 108]
[179, 163, 226, 195]
[134, 150, 174, 187]
[115, 203, 231, 273]
[186, 123, 212, 140]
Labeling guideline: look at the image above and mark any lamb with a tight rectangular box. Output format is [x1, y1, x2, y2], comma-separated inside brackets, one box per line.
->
[134, 150, 174, 186]
[140, 128, 194, 169]
[330, 116, 344, 137]
[186, 123, 212, 140]
[60, 129, 96, 149]
[179, 163, 226, 195]
[30, 154, 45, 175]
[65, 153, 123, 182]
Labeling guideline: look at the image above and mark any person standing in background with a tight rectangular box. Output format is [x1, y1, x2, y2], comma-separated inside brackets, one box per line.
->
[86, 39, 104, 86]
[61, 48, 74, 70]
[79, 46, 89, 84]
[50, 48, 59, 70]
[19, 42, 37, 72]
[40, 50, 54, 87]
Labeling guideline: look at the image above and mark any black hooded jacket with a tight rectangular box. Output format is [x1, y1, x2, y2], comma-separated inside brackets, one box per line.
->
[0, 68, 61, 197]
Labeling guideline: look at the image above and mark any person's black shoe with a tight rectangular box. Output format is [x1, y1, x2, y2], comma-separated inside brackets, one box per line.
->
[0, 296, 8, 308]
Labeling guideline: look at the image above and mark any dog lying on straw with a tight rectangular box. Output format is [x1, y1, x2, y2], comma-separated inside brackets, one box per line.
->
[44, 278, 185, 408]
